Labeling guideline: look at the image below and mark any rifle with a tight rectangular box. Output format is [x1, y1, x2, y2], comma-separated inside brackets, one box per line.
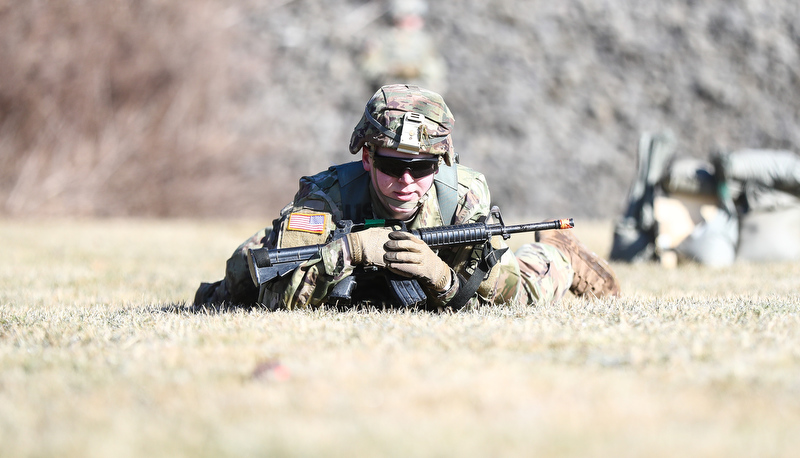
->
[247, 206, 574, 309]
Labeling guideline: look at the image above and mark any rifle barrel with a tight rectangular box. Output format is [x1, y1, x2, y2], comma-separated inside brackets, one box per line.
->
[493, 218, 574, 236]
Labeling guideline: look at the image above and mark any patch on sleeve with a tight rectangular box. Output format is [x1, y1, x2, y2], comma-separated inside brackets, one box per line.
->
[287, 212, 328, 234]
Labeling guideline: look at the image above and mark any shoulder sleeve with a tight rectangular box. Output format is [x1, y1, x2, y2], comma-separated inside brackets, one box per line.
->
[292, 169, 344, 218]
[453, 164, 493, 224]
[260, 168, 356, 309]
[273, 169, 344, 249]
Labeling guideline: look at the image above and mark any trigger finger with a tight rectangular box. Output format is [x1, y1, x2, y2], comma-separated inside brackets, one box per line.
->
[388, 231, 415, 241]
[384, 239, 420, 252]
[383, 251, 419, 264]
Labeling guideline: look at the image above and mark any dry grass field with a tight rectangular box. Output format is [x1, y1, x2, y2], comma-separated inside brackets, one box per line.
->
[1, 218, 799, 457]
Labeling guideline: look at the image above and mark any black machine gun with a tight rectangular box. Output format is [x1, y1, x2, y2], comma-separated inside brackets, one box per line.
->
[247, 206, 574, 309]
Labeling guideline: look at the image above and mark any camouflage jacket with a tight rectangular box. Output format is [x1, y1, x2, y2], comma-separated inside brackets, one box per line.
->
[225, 161, 524, 310]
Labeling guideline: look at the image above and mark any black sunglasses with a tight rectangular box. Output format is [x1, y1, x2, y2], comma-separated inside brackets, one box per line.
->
[372, 154, 440, 179]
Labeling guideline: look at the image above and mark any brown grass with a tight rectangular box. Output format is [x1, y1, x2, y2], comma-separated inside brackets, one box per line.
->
[1, 218, 799, 457]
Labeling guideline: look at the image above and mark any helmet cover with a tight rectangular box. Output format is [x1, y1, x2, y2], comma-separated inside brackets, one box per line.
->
[349, 84, 455, 165]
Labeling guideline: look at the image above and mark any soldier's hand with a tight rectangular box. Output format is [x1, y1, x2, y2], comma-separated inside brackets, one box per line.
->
[384, 231, 453, 293]
[346, 228, 393, 267]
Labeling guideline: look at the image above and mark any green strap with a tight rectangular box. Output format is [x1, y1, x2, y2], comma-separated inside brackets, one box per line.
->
[434, 162, 459, 224]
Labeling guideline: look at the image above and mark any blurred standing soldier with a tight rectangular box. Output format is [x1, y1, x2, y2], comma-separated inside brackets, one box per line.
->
[611, 131, 800, 267]
[194, 84, 619, 310]
[359, 0, 448, 95]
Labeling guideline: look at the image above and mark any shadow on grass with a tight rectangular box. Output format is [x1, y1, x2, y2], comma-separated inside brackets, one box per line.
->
[156, 302, 270, 314]
[154, 301, 448, 315]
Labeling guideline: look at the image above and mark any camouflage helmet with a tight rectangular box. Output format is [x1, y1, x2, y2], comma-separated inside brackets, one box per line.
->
[349, 84, 455, 165]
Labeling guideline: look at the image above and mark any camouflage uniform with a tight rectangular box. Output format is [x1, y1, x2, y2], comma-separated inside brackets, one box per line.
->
[359, 0, 448, 95]
[198, 162, 574, 310]
[195, 84, 593, 310]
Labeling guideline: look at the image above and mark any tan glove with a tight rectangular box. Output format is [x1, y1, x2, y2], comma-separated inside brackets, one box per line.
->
[383, 231, 453, 293]
[345, 228, 393, 267]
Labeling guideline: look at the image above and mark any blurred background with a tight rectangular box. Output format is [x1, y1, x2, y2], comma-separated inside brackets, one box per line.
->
[2, 0, 799, 220]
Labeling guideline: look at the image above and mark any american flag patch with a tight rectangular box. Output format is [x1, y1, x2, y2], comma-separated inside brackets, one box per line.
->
[287, 213, 327, 234]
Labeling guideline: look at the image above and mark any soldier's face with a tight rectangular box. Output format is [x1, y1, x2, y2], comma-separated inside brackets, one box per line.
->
[363, 147, 437, 219]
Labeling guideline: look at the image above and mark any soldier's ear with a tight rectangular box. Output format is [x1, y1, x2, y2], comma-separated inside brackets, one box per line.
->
[362, 146, 372, 172]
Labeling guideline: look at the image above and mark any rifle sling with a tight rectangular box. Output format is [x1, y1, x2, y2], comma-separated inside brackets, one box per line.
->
[447, 245, 508, 311]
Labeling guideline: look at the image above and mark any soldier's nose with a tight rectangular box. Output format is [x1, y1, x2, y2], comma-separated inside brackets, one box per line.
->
[399, 170, 415, 183]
